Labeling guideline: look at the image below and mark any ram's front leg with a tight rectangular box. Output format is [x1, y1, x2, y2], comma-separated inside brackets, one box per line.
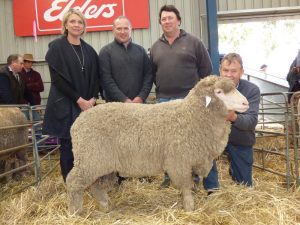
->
[167, 168, 194, 211]
[182, 188, 194, 211]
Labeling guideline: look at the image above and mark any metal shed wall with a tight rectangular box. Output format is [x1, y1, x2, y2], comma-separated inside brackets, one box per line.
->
[1, 0, 300, 103]
[0, 0, 205, 104]
[217, 0, 300, 22]
[217, 0, 300, 10]
[0, 0, 205, 62]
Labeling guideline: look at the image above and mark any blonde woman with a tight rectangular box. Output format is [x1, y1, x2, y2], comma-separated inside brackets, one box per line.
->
[43, 9, 102, 181]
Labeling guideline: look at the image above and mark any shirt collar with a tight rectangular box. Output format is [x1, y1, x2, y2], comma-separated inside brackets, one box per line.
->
[114, 38, 132, 48]
[160, 29, 187, 42]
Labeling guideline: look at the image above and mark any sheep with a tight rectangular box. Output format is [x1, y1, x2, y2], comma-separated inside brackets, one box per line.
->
[0, 107, 29, 182]
[66, 75, 249, 214]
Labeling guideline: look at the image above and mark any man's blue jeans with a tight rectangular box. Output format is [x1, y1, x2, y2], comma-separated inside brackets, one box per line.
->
[203, 160, 219, 190]
[157, 97, 183, 103]
[226, 143, 253, 186]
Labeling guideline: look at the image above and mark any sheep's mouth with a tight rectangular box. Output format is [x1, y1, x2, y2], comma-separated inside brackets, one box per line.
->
[234, 105, 249, 113]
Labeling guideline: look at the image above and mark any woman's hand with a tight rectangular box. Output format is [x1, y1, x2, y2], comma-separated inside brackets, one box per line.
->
[88, 97, 96, 106]
[132, 96, 143, 103]
[77, 97, 94, 111]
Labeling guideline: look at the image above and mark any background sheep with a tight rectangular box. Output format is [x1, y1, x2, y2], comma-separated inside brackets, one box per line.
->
[67, 75, 249, 214]
[0, 107, 29, 182]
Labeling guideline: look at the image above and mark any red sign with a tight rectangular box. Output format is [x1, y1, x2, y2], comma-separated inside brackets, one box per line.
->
[13, 0, 149, 36]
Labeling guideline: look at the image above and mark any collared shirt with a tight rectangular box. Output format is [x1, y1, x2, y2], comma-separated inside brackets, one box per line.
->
[8, 66, 20, 83]
[24, 68, 31, 73]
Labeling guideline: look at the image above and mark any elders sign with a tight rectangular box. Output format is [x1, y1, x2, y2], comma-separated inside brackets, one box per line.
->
[13, 0, 149, 36]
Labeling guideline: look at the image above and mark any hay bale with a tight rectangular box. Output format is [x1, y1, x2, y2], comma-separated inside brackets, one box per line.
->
[1, 159, 300, 224]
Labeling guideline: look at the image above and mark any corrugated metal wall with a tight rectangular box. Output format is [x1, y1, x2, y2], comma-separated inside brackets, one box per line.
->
[0, 0, 205, 104]
[217, 0, 300, 10]
[0, 0, 205, 62]
[1, 0, 300, 103]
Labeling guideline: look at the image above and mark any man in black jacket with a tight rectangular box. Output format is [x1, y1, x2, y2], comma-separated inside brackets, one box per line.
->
[99, 16, 153, 103]
[0, 54, 34, 105]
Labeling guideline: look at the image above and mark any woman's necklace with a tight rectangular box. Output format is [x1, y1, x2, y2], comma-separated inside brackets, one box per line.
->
[70, 42, 85, 72]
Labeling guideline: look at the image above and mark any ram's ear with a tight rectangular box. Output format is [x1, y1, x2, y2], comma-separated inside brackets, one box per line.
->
[205, 96, 212, 108]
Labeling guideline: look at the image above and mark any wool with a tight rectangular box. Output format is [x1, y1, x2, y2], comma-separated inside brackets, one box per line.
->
[0, 107, 28, 181]
[66, 75, 248, 214]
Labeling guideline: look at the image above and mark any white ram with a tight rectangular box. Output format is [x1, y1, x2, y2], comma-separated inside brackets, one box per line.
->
[67, 75, 249, 214]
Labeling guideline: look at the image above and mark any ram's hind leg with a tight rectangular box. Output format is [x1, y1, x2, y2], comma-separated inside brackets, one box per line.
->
[90, 172, 117, 210]
[66, 167, 98, 215]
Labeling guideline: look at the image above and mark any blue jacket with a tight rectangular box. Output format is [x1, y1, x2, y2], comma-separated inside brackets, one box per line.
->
[228, 79, 260, 146]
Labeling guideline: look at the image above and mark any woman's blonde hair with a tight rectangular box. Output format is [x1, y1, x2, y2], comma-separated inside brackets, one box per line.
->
[61, 8, 86, 36]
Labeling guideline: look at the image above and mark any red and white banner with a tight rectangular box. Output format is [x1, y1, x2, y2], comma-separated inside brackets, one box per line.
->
[13, 0, 149, 36]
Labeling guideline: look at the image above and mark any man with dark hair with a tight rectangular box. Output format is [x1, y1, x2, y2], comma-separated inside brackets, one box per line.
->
[151, 5, 214, 192]
[0, 54, 34, 105]
[151, 4, 212, 101]
[158, 4, 181, 25]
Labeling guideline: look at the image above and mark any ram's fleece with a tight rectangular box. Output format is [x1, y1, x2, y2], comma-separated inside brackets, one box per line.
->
[67, 75, 249, 214]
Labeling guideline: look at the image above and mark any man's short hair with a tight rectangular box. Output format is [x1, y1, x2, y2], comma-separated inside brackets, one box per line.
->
[113, 16, 132, 28]
[7, 54, 22, 65]
[159, 5, 181, 25]
[220, 53, 243, 69]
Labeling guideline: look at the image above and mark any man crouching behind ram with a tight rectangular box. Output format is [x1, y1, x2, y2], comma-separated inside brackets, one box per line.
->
[67, 75, 249, 214]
